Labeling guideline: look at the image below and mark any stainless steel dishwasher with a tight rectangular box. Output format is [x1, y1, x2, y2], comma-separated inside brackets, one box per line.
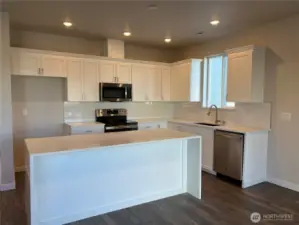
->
[214, 130, 244, 180]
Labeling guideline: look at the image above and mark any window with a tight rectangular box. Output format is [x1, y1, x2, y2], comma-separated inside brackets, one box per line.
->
[202, 54, 235, 108]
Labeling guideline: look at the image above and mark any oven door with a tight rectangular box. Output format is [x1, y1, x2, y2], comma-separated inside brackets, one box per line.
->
[99, 83, 132, 102]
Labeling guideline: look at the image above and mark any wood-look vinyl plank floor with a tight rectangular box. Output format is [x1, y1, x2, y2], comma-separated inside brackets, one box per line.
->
[1, 172, 298, 225]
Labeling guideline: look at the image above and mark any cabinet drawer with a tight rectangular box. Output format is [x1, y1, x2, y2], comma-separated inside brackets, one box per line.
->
[138, 123, 161, 130]
[70, 126, 104, 135]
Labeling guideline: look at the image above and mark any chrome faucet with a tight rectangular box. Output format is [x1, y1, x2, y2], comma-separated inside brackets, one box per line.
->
[207, 104, 222, 124]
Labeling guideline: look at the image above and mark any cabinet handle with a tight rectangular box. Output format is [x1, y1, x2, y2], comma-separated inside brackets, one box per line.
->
[38, 68, 41, 75]
[85, 130, 92, 133]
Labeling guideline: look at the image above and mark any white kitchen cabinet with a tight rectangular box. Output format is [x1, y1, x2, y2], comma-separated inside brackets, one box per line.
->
[132, 64, 171, 102]
[138, 121, 167, 130]
[11, 48, 67, 77]
[147, 66, 162, 101]
[161, 67, 171, 101]
[116, 63, 132, 83]
[170, 59, 201, 102]
[11, 50, 40, 76]
[99, 60, 132, 84]
[66, 58, 99, 101]
[67, 58, 83, 101]
[41, 55, 66, 77]
[64, 123, 105, 135]
[168, 122, 215, 174]
[82, 60, 99, 101]
[132, 64, 148, 101]
[98, 60, 116, 83]
[226, 45, 266, 103]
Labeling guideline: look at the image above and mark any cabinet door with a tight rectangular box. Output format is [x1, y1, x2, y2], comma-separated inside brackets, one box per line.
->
[99, 61, 116, 83]
[170, 63, 190, 101]
[11, 51, 40, 76]
[67, 58, 83, 101]
[131, 64, 149, 101]
[116, 63, 132, 83]
[161, 67, 171, 101]
[195, 127, 214, 172]
[41, 55, 66, 77]
[147, 67, 162, 101]
[82, 60, 99, 101]
[227, 51, 252, 102]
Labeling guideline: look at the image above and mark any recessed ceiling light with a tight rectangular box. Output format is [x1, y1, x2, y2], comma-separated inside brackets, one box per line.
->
[147, 4, 158, 10]
[210, 20, 220, 26]
[164, 37, 171, 43]
[63, 21, 73, 28]
[123, 31, 131, 37]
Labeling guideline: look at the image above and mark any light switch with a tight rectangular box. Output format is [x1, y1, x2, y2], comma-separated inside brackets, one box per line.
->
[22, 108, 28, 116]
[280, 112, 292, 121]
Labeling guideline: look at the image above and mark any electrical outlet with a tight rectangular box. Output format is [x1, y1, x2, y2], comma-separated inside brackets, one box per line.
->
[280, 112, 292, 121]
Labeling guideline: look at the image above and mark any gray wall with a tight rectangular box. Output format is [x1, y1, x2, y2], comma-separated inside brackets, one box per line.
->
[10, 29, 176, 63]
[0, 13, 15, 187]
[11, 76, 66, 169]
[178, 14, 299, 189]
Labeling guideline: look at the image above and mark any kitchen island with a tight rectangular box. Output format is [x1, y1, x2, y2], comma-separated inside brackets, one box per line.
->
[25, 129, 202, 225]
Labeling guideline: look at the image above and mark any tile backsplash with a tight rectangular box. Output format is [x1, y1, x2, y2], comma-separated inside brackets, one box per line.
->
[173, 102, 271, 129]
[64, 101, 271, 130]
[64, 102, 175, 122]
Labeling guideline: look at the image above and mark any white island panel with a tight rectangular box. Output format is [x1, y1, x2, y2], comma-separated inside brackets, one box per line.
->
[26, 129, 201, 225]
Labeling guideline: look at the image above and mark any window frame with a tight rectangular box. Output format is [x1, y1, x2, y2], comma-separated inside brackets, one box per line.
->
[202, 53, 235, 109]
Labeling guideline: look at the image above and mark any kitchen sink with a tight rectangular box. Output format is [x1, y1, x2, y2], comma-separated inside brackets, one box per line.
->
[194, 122, 220, 126]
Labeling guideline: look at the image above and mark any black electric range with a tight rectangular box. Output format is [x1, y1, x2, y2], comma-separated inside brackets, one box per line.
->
[95, 108, 138, 133]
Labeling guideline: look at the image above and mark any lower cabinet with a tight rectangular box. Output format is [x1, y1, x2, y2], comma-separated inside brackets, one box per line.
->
[168, 122, 215, 174]
[64, 124, 105, 135]
[138, 121, 167, 130]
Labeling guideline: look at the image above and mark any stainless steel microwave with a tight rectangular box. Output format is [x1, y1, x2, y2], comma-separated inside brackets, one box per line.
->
[99, 83, 132, 102]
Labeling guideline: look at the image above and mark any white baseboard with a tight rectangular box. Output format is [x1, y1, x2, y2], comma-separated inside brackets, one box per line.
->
[202, 166, 216, 175]
[267, 177, 299, 192]
[41, 188, 185, 225]
[242, 178, 266, 188]
[0, 181, 16, 191]
[15, 166, 25, 172]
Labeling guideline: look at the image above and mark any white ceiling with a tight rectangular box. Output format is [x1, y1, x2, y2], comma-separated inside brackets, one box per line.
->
[3, 0, 299, 48]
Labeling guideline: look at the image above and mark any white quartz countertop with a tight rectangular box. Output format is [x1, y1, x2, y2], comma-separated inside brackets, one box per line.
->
[168, 119, 269, 133]
[64, 117, 269, 134]
[25, 129, 199, 156]
[65, 122, 105, 127]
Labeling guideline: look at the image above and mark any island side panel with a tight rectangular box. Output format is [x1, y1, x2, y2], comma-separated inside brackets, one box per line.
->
[30, 139, 187, 225]
[242, 132, 268, 188]
[185, 138, 202, 199]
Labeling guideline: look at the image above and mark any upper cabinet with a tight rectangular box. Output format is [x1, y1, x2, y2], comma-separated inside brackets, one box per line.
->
[10, 47, 204, 103]
[99, 60, 131, 84]
[170, 59, 201, 102]
[11, 48, 66, 77]
[161, 67, 171, 101]
[226, 45, 266, 103]
[132, 64, 169, 101]
[66, 58, 99, 102]
[40, 55, 66, 77]
[11, 50, 40, 76]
